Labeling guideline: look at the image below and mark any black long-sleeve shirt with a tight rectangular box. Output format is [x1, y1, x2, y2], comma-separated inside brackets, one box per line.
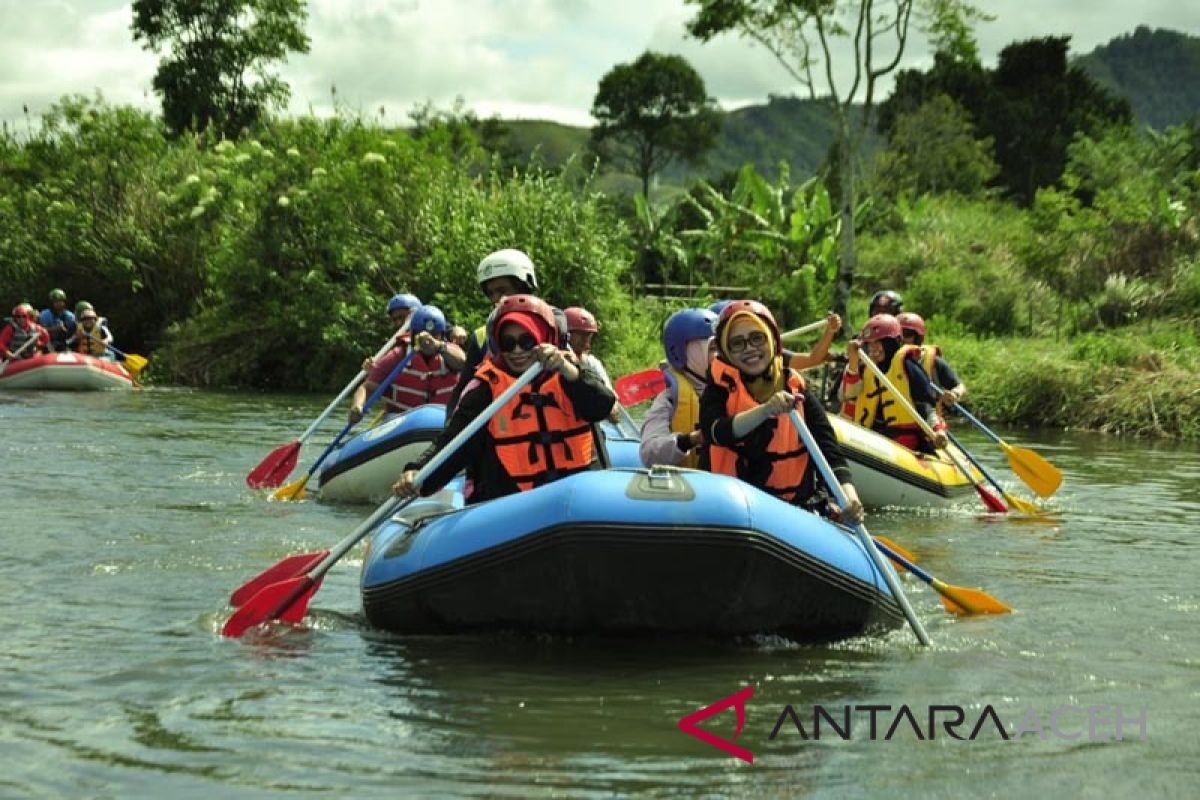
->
[407, 363, 616, 504]
[699, 377, 852, 504]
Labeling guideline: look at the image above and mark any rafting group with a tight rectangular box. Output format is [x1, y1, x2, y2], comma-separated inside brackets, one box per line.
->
[0, 288, 148, 389]
[229, 248, 1063, 645]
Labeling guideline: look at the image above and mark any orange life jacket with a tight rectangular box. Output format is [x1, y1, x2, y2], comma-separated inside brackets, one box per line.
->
[475, 357, 594, 491]
[708, 359, 810, 504]
[384, 350, 457, 412]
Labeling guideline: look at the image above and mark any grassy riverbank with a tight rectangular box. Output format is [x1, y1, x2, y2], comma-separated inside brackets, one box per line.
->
[936, 320, 1200, 439]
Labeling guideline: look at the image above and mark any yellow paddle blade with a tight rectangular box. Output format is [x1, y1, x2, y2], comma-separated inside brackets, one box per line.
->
[933, 579, 1012, 616]
[1003, 442, 1062, 498]
[122, 353, 149, 380]
[368, 406, 387, 429]
[875, 536, 917, 564]
[1003, 491, 1041, 515]
[270, 475, 310, 502]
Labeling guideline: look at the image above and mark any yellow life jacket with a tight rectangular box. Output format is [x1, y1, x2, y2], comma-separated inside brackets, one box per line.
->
[663, 364, 701, 469]
[475, 357, 594, 492]
[918, 344, 941, 381]
[76, 323, 108, 357]
[708, 359, 810, 504]
[856, 344, 922, 433]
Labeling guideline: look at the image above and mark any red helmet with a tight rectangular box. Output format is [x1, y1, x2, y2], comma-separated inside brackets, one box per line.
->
[563, 306, 599, 333]
[715, 299, 781, 350]
[860, 314, 902, 343]
[485, 294, 558, 357]
[895, 312, 926, 338]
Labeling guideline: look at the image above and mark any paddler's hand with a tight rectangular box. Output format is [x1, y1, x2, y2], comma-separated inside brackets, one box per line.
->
[392, 469, 419, 498]
[535, 344, 579, 381]
[762, 390, 796, 417]
[932, 431, 948, 450]
[839, 482, 865, 524]
[348, 404, 364, 424]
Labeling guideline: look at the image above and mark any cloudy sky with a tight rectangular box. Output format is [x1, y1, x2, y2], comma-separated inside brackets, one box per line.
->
[1, 0, 1196, 130]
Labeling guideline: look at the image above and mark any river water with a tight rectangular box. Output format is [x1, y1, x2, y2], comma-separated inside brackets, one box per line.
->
[1, 388, 1196, 798]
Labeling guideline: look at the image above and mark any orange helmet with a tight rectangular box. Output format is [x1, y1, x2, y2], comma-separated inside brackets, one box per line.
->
[860, 314, 902, 343]
[563, 306, 599, 333]
[896, 312, 926, 339]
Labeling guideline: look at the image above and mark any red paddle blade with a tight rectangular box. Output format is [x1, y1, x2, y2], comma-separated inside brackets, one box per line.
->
[974, 483, 1009, 514]
[615, 369, 666, 406]
[222, 574, 324, 637]
[230, 550, 329, 607]
[247, 441, 301, 489]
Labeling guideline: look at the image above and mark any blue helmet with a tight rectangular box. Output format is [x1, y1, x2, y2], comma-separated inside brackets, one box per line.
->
[386, 293, 421, 315]
[708, 299, 732, 316]
[409, 305, 447, 337]
[663, 308, 718, 370]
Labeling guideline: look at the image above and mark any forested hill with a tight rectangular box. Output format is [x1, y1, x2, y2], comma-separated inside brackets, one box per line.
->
[503, 95, 861, 191]
[1074, 26, 1200, 130]
[502, 26, 1199, 191]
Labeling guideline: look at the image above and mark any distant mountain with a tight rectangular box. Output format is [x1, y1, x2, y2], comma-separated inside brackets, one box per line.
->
[500, 95, 867, 194]
[1074, 26, 1200, 130]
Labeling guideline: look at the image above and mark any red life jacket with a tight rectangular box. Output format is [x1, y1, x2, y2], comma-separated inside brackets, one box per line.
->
[384, 350, 457, 413]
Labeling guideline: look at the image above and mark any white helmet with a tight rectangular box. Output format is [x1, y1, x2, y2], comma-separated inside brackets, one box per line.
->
[476, 248, 538, 292]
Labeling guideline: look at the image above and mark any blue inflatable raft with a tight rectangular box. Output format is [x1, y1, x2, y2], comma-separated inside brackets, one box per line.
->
[316, 405, 446, 504]
[361, 467, 905, 641]
[317, 409, 641, 504]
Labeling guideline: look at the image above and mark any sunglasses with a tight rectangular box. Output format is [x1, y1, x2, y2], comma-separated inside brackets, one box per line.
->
[727, 331, 768, 353]
[499, 333, 538, 353]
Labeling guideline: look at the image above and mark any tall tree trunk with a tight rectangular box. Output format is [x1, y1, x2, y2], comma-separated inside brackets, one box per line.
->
[832, 114, 856, 333]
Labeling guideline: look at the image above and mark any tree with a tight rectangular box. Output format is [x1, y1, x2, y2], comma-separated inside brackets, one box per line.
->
[131, 0, 310, 138]
[590, 51, 722, 200]
[988, 37, 1131, 204]
[685, 0, 982, 327]
[875, 94, 998, 197]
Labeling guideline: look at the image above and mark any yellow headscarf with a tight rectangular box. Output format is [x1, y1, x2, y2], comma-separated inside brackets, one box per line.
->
[719, 311, 785, 403]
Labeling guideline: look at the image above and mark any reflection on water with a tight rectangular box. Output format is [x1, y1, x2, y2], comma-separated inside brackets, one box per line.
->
[0, 389, 1196, 796]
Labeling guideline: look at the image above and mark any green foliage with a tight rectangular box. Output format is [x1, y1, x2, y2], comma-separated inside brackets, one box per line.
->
[874, 94, 998, 197]
[591, 51, 721, 199]
[131, 0, 310, 138]
[674, 163, 841, 327]
[1074, 26, 1200, 131]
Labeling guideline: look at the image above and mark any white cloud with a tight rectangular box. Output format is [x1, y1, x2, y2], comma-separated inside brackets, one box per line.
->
[2, 0, 1197, 130]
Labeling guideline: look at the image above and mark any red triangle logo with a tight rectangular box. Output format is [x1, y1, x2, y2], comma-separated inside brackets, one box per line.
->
[677, 686, 754, 763]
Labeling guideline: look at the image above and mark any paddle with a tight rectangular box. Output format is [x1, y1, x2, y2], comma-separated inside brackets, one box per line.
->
[872, 537, 1012, 616]
[615, 368, 667, 407]
[81, 330, 148, 382]
[271, 349, 417, 502]
[944, 429, 1041, 515]
[858, 355, 1007, 514]
[222, 362, 546, 636]
[247, 334, 399, 489]
[780, 319, 827, 340]
[941, 400, 1063, 499]
[614, 403, 641, 439]
[0, 333, 41, 376]
[787, 408, 931, 646]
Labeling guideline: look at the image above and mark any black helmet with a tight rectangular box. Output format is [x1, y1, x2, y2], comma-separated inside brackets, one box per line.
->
[868, 290, 903, 316]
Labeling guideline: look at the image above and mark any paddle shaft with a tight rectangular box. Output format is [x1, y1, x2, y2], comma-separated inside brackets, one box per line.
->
[616, 403, 640, 438]
[858, 355, 989, 493]
[944, 428, 1029, 510]
[780, 320, 827, 340]
[788, 409, 931, 646]
[0, 333, 40, 373]
[296, 337, 395, 444]
[296, 350, 417, 483]
[302, 363, 546, 585]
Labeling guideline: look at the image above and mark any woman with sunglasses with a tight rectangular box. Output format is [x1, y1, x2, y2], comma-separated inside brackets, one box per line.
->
[2, 304, 50, 362]
[393, 294, 615, 505]
[700, 300, 864, 523]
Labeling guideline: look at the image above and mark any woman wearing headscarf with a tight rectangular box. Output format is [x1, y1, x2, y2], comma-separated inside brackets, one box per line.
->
[700, 300, 864, 522]
[393, 294, 615, 505]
